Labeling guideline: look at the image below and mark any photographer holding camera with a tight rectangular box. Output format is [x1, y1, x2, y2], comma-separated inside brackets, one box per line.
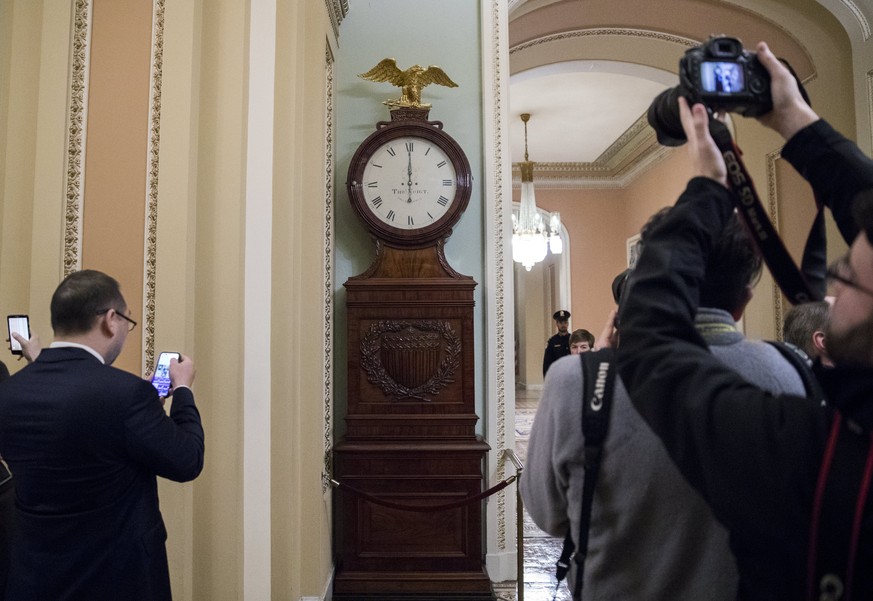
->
[618, 39, 873, 600]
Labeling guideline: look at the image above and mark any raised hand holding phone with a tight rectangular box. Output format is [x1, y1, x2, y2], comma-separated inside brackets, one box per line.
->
[151, 352, 196, 400]
[151, 352, 180, 397]
[168, 353, 195, 391]
[7, 315, 30, 356]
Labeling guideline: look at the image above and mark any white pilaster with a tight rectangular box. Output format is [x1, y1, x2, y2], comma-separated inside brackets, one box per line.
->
[482, 0, 518, 583]
[244, 0, 275, 598]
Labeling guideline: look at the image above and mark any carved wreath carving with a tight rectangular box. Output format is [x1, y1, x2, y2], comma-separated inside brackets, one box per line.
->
[360, 320, 461, 401]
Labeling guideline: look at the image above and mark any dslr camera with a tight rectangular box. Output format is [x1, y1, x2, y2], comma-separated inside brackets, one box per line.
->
[648, 36, 772, 146]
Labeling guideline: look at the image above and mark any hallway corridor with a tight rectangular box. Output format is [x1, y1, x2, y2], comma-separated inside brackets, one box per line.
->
[494, 387, 572, 601]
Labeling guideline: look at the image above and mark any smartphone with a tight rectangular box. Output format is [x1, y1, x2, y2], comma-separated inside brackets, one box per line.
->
[151, 352, 180, 397]
[7, 315, 30, 355]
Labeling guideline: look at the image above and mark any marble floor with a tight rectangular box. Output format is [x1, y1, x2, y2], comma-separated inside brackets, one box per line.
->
[492, 388, 573, 601]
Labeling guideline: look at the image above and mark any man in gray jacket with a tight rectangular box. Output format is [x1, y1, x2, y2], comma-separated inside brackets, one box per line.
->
[522, 213, 806, 600]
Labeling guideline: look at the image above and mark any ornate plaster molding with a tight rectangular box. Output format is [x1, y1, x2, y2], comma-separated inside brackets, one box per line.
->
[510, 27, 698, 56]
[143, 0, 167, 373]
[508, 30, 696, 189]
[510, 114, 673, 189]
[324, 0, 348, 42]
[322, 45, 336, 494]
[64, 0, 92, 277]
[488, 0, 510, 555]
[843, 0, 872, 40]
[766, 149, 784, 339]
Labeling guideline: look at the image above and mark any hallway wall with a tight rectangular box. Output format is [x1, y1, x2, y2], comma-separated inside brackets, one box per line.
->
[0, 1, 342, 599]
[3, 0, 873, 598]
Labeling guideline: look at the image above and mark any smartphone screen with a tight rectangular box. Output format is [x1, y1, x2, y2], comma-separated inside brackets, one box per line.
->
[7, 315, 30, 355]
[151, 352, 180, 397]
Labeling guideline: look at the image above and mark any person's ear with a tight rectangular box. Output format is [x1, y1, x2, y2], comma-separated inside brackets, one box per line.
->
[813, 330, 827, 354]
[96, 310, 112, 336]
[731, 285, 754, 321]
[101, 309, 122, 338]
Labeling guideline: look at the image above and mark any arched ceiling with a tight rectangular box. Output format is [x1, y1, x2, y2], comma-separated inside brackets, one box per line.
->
[508, 0, 860, 187]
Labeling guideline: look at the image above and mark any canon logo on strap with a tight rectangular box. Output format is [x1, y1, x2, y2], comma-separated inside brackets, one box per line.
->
[591, 362, 610, 411]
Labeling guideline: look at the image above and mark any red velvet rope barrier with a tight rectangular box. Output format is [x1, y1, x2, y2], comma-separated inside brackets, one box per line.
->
[330, 475, 517, 513]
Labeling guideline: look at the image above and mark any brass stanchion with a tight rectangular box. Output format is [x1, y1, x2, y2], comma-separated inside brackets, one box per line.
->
[503, 449, 524, 601]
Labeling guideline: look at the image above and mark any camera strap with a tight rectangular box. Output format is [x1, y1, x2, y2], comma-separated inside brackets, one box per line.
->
[559, 348, 616, 601]
[709, 119, 824, 304]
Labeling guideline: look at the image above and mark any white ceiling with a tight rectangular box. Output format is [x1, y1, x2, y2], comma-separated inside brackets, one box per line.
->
[509, 60, 675, 164]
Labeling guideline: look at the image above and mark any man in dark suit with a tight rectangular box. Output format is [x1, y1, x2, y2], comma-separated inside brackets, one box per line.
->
[0, 270, 204, 601]
[0, 360, 10, 599]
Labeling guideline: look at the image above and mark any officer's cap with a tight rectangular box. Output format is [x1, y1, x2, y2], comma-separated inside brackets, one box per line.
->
[553, 310, 571, 321]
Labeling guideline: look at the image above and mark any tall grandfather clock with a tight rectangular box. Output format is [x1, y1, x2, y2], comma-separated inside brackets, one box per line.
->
[333, 61, 493, 600]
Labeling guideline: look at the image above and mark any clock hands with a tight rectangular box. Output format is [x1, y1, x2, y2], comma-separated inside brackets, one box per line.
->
[406, 147, 413, 203]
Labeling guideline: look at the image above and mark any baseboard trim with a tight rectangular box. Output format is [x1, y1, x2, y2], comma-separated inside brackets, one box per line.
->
[299, 564, 334, 601]
[485, 550, 517, 583]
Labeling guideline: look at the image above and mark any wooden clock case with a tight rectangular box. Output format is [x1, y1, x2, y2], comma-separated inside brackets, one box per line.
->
[333, 108, 494, 600]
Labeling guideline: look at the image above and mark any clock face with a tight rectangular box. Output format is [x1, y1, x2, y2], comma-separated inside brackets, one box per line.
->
[348, 121, 471, 247]
[361, 137, 457, 230]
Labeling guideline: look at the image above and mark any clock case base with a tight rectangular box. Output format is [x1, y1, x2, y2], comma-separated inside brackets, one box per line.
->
[332, 441, 494, 600]
[335, 240, 492, 598]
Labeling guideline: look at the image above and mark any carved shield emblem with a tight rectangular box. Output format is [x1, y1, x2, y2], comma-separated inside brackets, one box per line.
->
[361, 320, 461, 401]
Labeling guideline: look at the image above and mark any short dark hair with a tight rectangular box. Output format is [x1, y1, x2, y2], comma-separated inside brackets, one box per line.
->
[783, 301, 829, 357]
[700, 215, 763, 312]
[50, 270, 126, 335]
[570, 329, 595, 347]
[640, 209, 762, 314]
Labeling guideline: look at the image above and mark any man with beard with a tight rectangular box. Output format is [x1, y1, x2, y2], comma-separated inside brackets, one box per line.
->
[523, 210, 806, 600]
[617, 42, 873, 599]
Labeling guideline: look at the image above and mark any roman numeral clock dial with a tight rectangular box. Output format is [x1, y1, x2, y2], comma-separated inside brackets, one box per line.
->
[347, 118, 471, 248]
[363, 138, 456, 229]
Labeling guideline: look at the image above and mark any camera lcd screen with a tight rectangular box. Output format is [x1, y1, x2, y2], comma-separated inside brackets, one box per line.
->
[700, 61, 746, 94]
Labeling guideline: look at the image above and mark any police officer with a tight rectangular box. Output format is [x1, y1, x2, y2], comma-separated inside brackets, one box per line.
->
[542, 309, 571, 376]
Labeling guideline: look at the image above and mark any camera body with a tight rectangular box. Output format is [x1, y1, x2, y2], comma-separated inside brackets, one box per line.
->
[680, 36, 771, 115]
[648, 36, 772, 146]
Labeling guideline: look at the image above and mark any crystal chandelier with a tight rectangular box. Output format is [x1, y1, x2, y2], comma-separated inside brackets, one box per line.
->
[512, 113, 563, 271]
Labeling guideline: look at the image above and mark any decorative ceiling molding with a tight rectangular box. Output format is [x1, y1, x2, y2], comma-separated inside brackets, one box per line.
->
[841, 0, 872, 40]
[511, 112, 672, 189]
[510, 27, 699, 57]
[325, 0, 348, 41]
[508, 28, 691, 188]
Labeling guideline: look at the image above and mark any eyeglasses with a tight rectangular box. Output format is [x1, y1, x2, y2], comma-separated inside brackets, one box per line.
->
[826, 256, 873, 299]
[96, 308, 138, 332]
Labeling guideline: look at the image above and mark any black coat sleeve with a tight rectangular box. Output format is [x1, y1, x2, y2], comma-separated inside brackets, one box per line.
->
[615, 177, 824, 539]
[123, 381, 204, 483]
[781, 119, 873, 244]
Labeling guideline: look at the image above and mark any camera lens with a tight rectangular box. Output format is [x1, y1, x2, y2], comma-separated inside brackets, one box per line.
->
[647, 87, 687, 146]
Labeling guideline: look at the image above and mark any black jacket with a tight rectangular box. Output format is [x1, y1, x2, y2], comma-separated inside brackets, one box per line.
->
[542, 333, 570, 376]
[0, 348, 204, 601]
[617, 120, 873, 600]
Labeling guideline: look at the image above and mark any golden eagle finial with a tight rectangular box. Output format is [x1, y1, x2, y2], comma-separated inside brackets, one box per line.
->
[358, 58, 458, 109]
